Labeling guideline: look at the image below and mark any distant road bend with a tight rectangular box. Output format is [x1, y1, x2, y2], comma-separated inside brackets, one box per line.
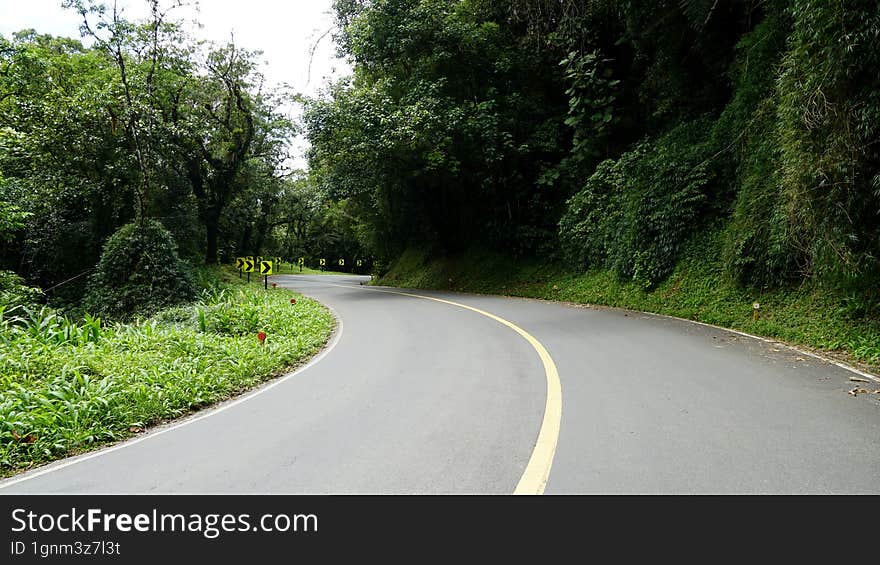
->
[2, 274, 879, 494]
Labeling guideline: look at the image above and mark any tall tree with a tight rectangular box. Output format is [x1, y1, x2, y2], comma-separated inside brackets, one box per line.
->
[64, 0, 185, 223]
[185, 42, 291, 263]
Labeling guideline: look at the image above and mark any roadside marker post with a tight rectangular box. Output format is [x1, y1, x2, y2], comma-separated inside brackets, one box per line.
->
[244, 256, 255, 283]
[319, 258, 326, 271]
[298, 257, 304, 272]
[260, 260, 273, 290]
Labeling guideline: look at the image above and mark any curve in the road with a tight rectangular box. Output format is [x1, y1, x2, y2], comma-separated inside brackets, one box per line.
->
[0, 275, 552, 493]
[314, 282, 562, 495]
[2, 274, 878, 494]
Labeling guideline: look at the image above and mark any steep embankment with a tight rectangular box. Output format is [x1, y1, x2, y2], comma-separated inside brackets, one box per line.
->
[378, 237, 880, 375]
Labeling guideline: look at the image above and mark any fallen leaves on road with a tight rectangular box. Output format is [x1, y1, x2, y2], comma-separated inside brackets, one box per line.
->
[849, 377, 871, 383]
[848, 387, 870, 396]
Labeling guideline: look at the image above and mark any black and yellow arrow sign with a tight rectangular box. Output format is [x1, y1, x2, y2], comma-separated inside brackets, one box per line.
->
[298, 257, 305, 265]
[260, 260, 273, 275]
[243, 258, 255, 272]
[356, 259, 363, 267]
[319, 258, 326, 266]
[338, 258, 345, 266]
[235, 257, 245, 269]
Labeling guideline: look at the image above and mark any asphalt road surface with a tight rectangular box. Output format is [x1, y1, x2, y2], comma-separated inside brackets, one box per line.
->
[2, 274, 879, 494]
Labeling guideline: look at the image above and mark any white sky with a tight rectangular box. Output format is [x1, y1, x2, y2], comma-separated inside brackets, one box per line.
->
[0, 0, 352, 169]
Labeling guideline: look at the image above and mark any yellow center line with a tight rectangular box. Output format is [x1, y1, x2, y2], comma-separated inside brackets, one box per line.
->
[301, 279, 563, 495]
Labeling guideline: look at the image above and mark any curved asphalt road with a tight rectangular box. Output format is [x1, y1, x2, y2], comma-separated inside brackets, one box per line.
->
[2, 274, 879, 494]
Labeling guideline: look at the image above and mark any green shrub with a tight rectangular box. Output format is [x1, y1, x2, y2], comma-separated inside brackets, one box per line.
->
[558, 158, 622, 269]
[0, 270, 43, 314]
[560, 117, 715, 287]
[85, 220, 196, 320]
[717, 1, 880, 319]
[717, 5, 800, 288]
[774, 0, 880, 312]
[721, 96, 803, 288]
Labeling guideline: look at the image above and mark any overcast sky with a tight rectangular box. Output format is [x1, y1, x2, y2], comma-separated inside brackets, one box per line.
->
[0, 0, 353, 168]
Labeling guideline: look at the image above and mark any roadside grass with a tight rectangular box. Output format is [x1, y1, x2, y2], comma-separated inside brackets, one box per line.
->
[378, 244, 880, 374]
[0, 268, 334, 476]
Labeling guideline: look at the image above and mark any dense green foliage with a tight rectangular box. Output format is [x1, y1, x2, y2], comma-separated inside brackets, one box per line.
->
[559, 117, 717, 287]
[5, 1, 876, 321]
[308, 0, 880, 318]
[84, 220, 195, 319]
[0, 2, 365, 316]
[0, 272, 334, 474]
[307, 0, 570, 257]
[0, 3, 351, 475]
[0, 270, 42, 313]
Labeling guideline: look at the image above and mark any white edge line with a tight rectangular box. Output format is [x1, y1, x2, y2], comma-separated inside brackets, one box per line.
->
[370, 282, 880, 384]
[0, 307, 344, 490]
[563, 302, 879, 383]
[646, 312, 880, 384]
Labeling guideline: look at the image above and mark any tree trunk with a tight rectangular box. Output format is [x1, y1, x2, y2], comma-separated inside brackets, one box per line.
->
[253, 218, 268, 256]
[240, 223, 253, 256]
[205, 218, 219, 264]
